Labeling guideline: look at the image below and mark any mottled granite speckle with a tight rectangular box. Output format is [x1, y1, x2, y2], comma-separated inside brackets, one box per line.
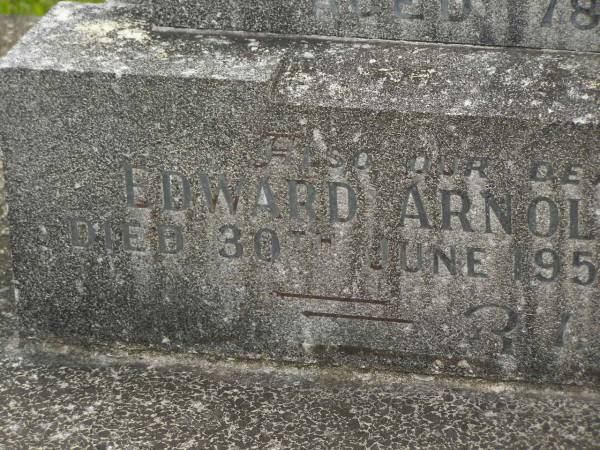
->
[0, 349, 599, 448]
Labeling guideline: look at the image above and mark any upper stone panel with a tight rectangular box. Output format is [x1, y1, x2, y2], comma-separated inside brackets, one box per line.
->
[151, 0, 599, 52]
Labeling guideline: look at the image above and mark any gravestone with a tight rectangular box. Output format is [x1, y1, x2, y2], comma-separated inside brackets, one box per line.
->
[0, 1, 598, 387]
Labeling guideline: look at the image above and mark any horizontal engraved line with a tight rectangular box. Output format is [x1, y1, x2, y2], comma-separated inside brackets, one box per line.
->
[302, 311, 412, 324]
[275, 292, 388, 306]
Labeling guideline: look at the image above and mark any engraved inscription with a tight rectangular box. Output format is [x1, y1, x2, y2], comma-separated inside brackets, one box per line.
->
[543, 0, 599, 29]
[58, 124, 598, 367]
[67, 141, 598, 286]
[465, 305, 519, 355]
[314, 0, 599, 30]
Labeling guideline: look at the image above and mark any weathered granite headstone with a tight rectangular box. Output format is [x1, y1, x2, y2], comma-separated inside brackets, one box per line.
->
[0, 2, 598, 386]
[152, 0, 600, 52]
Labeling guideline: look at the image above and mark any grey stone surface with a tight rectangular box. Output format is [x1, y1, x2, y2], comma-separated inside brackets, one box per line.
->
[151, 0, 600, 52]
[0, 15, 38, 57]
[0, 192, 596, 449]
[1, 344, 599, 448]
[0, 14, 38, 342]
[0, 258, 599, 448]
[0, 164, 12, 341]
[0, 2, 599, 386]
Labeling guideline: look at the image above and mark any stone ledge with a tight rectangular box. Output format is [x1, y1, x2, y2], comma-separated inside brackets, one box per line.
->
[2, 3, 598, 124]
[1, 340, 599, 448]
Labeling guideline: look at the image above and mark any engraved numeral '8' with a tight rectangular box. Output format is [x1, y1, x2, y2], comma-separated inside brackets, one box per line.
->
[571, 0, 599, 29]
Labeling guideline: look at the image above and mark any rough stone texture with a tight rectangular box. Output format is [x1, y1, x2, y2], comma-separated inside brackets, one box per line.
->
[0, 163, 12, 341]
[0, 5, 598, 448]
[1, 345, 599, 448]
[0, 3, 599, 386]
[151, 0, 600, 52]
[0, 15, 39, 58]
[0, 14, 38, 342]
[0, 179, 596, 448]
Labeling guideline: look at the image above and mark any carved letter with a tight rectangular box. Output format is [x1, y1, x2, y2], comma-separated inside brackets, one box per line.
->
[407, 157, 431, 174]
[441, 190, 474, 232]
[256, 134, 297, 167]
[157, 225, 184, 254]
[440, 0, 472, 22]
[162, 171, 192, 211]
[288, 180, 317, 223]
[467, 247, 487, 278]
[561, 163, 583, 185]
[568, 199, 594, 240]
[104, 222, 113, 251]
[254, 228, 281, 263]
[527, 197, 559, 238]
[433, 246, 457, 275]
[530, 161, 554, 182]
[125, 163, 149, 208]
[122, 221, 145, 252]
[371, 238, 390, 270]
[555, 312, 572, 347]
[399, 241, 424, 273]
[437, 157, 459, 176]
[200, 174, 245, 215]
[69, 218, 96, 248]
[394, 0, 423, 19]
[464, 158, 488, 178]
[465, 305, 519, 355]
[253, 177, 281, 218]
[483, 192, 512, 234]
[329, 181, 357, 223]
[314, 0, 338, 18]
[399, 184, 432, 229]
